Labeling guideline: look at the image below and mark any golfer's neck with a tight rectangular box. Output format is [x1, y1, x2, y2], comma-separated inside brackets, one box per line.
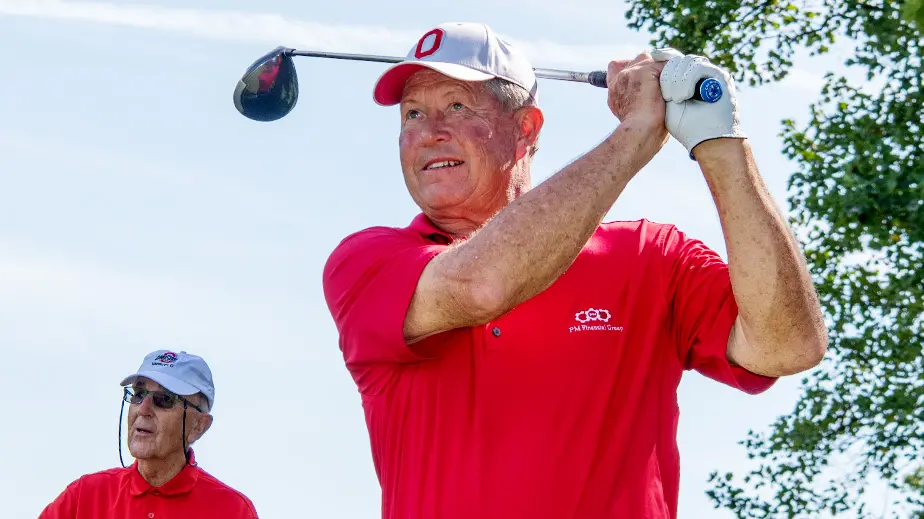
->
[138, 451, 186, 487]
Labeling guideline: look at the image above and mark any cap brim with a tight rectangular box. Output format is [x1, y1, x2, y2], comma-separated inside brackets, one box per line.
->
[120, 370, 199, 396]
[373, 62, 495, 106]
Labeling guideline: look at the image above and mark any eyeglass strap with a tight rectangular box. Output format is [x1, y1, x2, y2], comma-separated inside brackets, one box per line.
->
[182, 402, 197, 467]
[119, 395, 128, 468]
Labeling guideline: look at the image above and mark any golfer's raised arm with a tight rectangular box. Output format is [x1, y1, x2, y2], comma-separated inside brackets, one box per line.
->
[650, 52, 827, 377]
[696, 139, 827, 376]
[403, 55, 668, 342]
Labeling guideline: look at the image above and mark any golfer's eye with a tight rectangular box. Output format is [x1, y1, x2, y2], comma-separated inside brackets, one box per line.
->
[128, 389, 146, 404]
[152, 392, 177, 408]
[406, 109, 422, 120]
[449, 102, 464, 111]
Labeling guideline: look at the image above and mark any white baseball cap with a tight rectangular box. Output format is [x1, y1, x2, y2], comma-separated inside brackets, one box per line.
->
[120, 350, 215, 410]
[373, 22, 538, 106]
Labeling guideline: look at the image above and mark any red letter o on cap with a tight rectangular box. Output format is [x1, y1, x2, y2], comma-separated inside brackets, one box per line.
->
[415, 29, 444, 59]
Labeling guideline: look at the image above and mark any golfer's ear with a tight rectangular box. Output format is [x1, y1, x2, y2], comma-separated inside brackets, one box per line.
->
[516, 106, 544, 159]
[189, 413, 213, 443]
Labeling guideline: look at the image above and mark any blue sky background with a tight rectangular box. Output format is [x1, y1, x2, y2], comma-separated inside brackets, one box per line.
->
[0, 1, 891, 518]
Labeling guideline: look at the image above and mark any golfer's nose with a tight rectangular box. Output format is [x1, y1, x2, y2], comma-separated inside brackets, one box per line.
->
[418, 116, 451, 145]
[136, 393, 156, 415]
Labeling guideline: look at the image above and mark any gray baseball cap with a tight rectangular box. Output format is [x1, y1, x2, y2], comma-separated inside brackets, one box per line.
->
[120, 350, 215, 411]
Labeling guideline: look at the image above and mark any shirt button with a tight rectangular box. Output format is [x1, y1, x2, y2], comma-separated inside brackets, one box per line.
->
[148, 514, 155, 518]
[492, 327, 501, 337]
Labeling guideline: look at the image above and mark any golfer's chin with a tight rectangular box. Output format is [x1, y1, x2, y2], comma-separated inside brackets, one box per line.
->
[128, 438, 158, 460]
[416, 187, 477, 215]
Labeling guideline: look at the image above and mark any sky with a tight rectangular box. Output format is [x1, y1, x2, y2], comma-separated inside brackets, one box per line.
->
[0, 1, 885, 518]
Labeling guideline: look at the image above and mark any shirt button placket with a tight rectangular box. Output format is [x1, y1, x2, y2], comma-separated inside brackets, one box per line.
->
[148, 491, 157, 518]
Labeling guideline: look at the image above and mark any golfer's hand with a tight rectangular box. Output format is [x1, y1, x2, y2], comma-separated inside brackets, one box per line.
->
[652, 48, 747, 158]
[606, 53, 669, 144]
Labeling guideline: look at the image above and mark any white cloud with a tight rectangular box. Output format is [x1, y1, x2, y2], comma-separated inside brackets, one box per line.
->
[0, 0, 644, 70]
[0, 0, 415, 51]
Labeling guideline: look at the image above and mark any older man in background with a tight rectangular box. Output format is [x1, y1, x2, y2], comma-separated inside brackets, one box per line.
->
[39, 350, 259, 519]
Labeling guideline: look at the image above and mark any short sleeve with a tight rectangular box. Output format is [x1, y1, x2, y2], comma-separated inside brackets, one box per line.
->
[38, 479, 80, 519]
[238, 494, 260, 519]
[660, 225, 776, 395]
[322, 227, 447, 368]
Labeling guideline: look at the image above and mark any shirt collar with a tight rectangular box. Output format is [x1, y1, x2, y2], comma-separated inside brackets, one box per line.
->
[407, 213, 455, 245]
[128, 449, 201, 497]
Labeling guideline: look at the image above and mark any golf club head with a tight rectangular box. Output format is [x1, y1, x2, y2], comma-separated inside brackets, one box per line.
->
[233, 46, 299, 122]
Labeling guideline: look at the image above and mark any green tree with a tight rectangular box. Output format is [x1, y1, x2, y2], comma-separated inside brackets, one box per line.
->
[624, 0, 923, 517]
[904, 0, 924, 26]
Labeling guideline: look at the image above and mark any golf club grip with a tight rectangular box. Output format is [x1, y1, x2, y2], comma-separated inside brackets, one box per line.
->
[586, 71, 722, 103]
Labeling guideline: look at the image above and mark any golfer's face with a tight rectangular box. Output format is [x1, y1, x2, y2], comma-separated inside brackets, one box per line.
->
[126, 378, 188, 461]
[398, 70, 519, 217]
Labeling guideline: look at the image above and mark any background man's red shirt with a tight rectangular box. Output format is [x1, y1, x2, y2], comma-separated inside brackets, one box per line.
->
[39, 451, 258, 519]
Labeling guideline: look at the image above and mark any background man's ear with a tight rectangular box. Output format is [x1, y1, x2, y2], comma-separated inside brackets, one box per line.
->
[187, 413, 213, 444]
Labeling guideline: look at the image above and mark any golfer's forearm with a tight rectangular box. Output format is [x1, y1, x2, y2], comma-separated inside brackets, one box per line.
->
[696, 139, 827, 375]
[441, 122, 658, 318]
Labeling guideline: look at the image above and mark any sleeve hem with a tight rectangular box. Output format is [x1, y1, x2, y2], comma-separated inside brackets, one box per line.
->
[324, 228, 448, 367]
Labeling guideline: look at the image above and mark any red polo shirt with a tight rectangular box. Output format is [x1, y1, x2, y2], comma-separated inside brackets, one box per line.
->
[322, 213, 777, 519]
[39, 450, 258, 519]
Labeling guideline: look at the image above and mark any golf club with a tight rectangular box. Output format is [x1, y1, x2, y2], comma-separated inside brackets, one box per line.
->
[233, 46, 724, 122]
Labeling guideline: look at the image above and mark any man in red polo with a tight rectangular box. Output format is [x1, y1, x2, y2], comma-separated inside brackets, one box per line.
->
[39, 350, 258, 519]
[322, 21, 827, 519]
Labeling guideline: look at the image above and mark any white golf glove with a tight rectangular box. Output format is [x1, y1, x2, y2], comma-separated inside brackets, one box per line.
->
[651, 48, 746, 159]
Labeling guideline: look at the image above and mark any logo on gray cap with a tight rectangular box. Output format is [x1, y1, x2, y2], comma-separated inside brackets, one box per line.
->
[153, 351, 178, 366]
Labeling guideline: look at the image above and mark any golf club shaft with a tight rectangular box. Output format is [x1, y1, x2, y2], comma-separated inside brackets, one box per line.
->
[287, 49, 608, 88]
[289, 49, 403, 64]
[284, 48, 719, 101]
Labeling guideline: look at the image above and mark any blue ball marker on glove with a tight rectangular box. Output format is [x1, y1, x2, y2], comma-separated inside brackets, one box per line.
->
[695, 77, 723, 103]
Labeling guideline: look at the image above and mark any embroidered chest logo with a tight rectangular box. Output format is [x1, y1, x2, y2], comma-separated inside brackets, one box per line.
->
[569, 308, 624, 333]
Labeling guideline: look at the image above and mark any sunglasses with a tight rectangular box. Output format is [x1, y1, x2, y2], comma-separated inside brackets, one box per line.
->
[123, 387, 204, 413]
